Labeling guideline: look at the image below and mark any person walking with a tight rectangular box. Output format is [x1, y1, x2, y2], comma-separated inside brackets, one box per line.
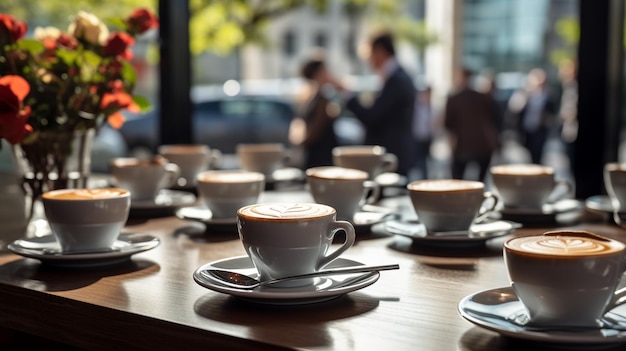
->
[412, 85, 436, 180]
[291, 54, 341, 169]
[506, 67, 558, 164]
[339, 31, 416, 177]
[444, 67, 500, 181]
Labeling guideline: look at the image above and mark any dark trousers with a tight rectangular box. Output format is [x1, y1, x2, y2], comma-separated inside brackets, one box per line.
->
[451, 153, 492, 182]
[413, 139, 432, 179]
[524, 127, 548, 164]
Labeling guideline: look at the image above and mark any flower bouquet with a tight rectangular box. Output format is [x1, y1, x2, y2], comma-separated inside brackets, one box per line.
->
[0, 8, 158, 234]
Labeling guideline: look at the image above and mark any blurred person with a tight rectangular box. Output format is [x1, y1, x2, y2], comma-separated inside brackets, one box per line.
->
[412, 85, 436, 179]
[290, 53, 341, 169]
[506, 68, 558, 164]
[557, 59, 578, 171]
[338, 31, 416, 177]
[444, 67, 500, 181]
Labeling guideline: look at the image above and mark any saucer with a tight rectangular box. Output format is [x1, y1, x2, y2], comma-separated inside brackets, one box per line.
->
[8, 233, 160, 268]
[350, 210, 399, 234]
[383, 219, 519, 248]
[458, 286, 626, 346]
[193, 256, 380, 305]
[130, 190, 197, 216]
[267, 167, 305, 183]
[495, 199, 584, 225]
[374, 172, 407, 188]
[585, 195, 615, 214]
[176, 206, 237, 231]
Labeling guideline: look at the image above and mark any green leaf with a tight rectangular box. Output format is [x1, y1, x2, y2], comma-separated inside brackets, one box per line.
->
[82, 50, 102, 67]
[16, 39, 44, 55]
[56, 48, 78, 65]
[106, 17, 129, 32]
[121, 60, 137, 85]
[132, 95, 152, 112]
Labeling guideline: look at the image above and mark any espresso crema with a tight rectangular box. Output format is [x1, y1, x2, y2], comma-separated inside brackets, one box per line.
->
[506, 233, 624, 256]
[238, 203, 334, 220]
[491, 164, 553, 176]
[408, 179, 483, 192]
[43, 188, 128, 200]
[307, 167, 368, 180]
[198, 171, 264, 183]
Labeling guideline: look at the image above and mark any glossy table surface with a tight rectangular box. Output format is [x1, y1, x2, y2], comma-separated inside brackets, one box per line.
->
[0, 172, 623, 351]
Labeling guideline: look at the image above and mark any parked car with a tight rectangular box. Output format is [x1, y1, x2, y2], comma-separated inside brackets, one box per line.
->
[119, 95, 296, 157]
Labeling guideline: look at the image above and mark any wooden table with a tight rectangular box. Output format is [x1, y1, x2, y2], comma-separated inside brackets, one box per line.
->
[0, 173, 623, 350]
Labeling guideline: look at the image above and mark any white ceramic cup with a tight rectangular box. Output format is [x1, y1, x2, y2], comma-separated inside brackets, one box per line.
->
[604, 163, 626, 227]
[504, 230, 626, 328]
[196, 170, 265, 219]
[236, 143, 289, 177]
[158, 144, 222, 187]
[42, 188, 130, 252]
[332, 145, 398, 178]
[490, 164, 572, 209]
[110, 157, 180, 201]
[407, 179, 498, 233]
[306, 166, 380, 220]
[237, 203, 356, 287]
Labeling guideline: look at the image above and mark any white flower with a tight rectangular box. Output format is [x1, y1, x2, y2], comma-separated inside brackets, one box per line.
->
[67, 11, 109, 45]
[34, 26, 61, 41]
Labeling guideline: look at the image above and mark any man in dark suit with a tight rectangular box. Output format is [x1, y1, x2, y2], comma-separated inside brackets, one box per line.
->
[343, 32, 416, 177]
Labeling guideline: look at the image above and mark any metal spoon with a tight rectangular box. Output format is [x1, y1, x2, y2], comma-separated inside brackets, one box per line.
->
[201, 263, 400, 289]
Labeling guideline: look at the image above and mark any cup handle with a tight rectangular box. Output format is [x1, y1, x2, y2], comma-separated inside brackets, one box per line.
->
[316, 220, 356, 270]
[361, 180, 381, 205]
[546, 179, 573, 204]
[613, 211, 626, 228]
[210, 149, 222, 170]
[474, 191, 499, 224]
[381, 153, 398, 174]
[163, 163, 181, 188]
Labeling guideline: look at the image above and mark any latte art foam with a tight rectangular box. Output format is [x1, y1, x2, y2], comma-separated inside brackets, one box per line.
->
[507, 234, 624, 256]
[408, 179, 483, 192]
[238, 203, 334, 220]
[43, 188, 128, 200]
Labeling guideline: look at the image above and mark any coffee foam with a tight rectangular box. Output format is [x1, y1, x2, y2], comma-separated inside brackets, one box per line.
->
[506, 233, 624, 257]
[333, 145, 385, 156]
[307, 167, 367, 180]
[112, 157, 166, 167]
[491, 164, 553, 175]
[198, 171, 264, 183]
[237, 143, 284, 152]
[408, 179, 483, 192]
[605, 163, 626, 172]
[43, 188, 128, 200]
[159, 144, 209, 154]
[238, 203, 334, 220]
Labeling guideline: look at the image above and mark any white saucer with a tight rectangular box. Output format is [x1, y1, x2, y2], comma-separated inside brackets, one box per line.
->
[8, 233, 160, 267]
[267, 167, 305, 183]
[350, 210, 398, 233]
[131, 189, 196, 209]
[495, 199, 584, 225]
[374, 172, 407, 187]
[193, 256, 380, 305]
[585, 195, 615, 214]
[384, 219, 519, 247]
[176, 206, 237, 230]
[459, 286, 626, 346]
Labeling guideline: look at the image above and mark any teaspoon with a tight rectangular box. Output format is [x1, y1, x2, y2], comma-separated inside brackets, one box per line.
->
[201, 263, 400, 289]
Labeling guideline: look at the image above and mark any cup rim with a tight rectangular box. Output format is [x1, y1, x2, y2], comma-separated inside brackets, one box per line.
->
[42, 188, 130, 201]
[504, 230, 625, 257]
[305, 166, 368, 181]
[158, 144, 211, 154]
[490, 163, 554, 175]
[605, 162, 626, 172]
[237, 203, 336, 222]
[407, 179, 484, 193]
[332, 145, 386, 156]
[196, 169, 265, 183]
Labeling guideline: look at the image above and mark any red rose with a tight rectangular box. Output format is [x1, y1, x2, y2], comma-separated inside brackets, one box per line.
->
[0, 14, 27, 43]
[102, 32, 135, 60]
[126, 8, 159, 35]
[0, 75, 32, 144]
[100, 91, 140, 129]
[56, 33, 78, 49]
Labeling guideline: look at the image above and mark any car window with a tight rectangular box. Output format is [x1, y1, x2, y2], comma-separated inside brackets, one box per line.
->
[252, 101, 293, 122]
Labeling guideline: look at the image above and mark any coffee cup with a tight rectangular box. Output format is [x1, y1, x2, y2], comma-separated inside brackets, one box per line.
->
[42, 188, 130, 252]
[306, 166, 380, 220]
[490, 164, 572, 209]
[604, 163, 626, 226]
[158, 144, 222, 187]
[332, 145, 398, 178]
[236, 143, 289, 177]
[196, 170, 265, 219]
[110, 156, 180, 201]
[237, 203, 356, 287]
[407, 179, 498, 233]
[504, 231, 626, 328]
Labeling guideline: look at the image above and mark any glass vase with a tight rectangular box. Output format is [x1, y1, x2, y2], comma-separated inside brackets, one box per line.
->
[11, 129, 95, 237]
